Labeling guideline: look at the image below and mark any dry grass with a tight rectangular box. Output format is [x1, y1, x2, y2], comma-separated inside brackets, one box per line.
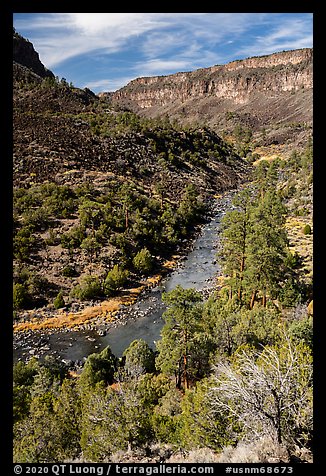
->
[253, 153, 283, 165]
[162, 257, 178, 270]
[285, 215, 313, 282]
[218, 437, 290, 463]
[167, 448, 221, 463]
[252, 144, 282, 162]
[13, 274, 163, 333]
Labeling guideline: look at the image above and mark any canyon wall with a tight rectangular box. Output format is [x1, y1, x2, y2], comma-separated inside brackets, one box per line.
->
[107, 49, 312, 109]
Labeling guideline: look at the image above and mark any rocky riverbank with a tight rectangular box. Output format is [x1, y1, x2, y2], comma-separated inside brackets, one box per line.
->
[13, 191, 235, 365]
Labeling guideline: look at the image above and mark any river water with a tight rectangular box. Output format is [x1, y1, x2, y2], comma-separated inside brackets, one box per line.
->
[13, 192, 234, 364]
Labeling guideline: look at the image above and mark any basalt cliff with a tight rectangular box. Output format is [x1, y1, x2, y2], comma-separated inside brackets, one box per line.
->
[102, 48, 313, 151]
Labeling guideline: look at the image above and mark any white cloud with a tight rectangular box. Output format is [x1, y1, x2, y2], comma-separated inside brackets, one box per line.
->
[14, 13, 167, 68]
[14, 13, 265, 68]
[84, 75, 136, 92]
[34, 36, 107, 68]
[141, 29, 189, 58]
[135, 59, 193, 76]
[14, 13, 75, 31]
[233, 16, 313, 59]
[70, 13, 167, 34]
[14, 13, 313, 93]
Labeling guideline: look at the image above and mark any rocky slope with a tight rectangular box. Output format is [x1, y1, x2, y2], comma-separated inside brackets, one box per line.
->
[13, 82, 246, 193]
[102, 48, 313, 151]
[13, 31, 248, 316]
[13, 31, 246, 192]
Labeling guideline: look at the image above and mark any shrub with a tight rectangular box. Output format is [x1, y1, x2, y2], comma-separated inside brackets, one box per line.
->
[44, 229, 60, 246]
[22, 207, 52, 231]
[302, 224, 311, 235]
[123, 339, 156, 377]
[133, 247, 153, 275]
[279, 278, 302, 308]
[13, 226, 36, 262]
[71, 275, 102, 301]
[104, 265, 128, 296]
[13, 283, 31, 310]
[218, 437, 290, 463]
[53, 291, 65, 309]
[210, 339, 312, 449]
[79, 346, 117, 388]
[61, 225, 85, 249]
[61, 265, 78, 277]
[288, 316, 313, 349]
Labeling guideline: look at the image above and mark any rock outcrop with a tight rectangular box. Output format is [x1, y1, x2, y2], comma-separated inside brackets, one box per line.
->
[13, 28, 54, 79]
[110, 49, 312, 106]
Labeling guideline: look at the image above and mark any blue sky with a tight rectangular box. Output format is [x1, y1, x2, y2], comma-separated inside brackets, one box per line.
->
[13, 13, 313, 94]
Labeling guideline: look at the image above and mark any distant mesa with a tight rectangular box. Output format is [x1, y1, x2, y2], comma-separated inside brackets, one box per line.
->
[106, 48, 313, 106]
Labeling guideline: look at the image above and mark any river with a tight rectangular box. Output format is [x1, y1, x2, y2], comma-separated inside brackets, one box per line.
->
[13, 191, 234, 364]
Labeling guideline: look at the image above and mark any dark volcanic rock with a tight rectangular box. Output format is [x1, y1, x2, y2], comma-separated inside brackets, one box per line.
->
[13, 29, 54, 79]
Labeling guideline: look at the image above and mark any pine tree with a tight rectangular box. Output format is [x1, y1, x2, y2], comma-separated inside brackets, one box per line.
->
[79, 346, 117, 389]
[80, 379, 153, 460]
[123, 339, 156, 377]
[245, 188, 288, 307]
[78, 200, 104, 237]
[156, 286, 203, 389]
[133, 247, 153, 275]
[218, 187, 254, 302]
[104, 265, 128, 296]
[219, 183, 289, 308]
[180, 378, 235, 450]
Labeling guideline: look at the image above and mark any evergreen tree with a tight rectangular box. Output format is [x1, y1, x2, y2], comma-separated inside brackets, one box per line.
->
[53, 290, 65, 309]
[156, 286, 203, 389]
[81, 236, 101, 260]
[245, 188, 288, 307]
[133, 247, 153, 275]
[79, 346, 117, 388]
[52, 380, 82, 460]
[151, 387, 182, 444]
[78, 200, 104, 236]
[219, 184, 289, 308]
[13, 394, 58, 462]
[123, 339, 156, 377]
[13, 359, 40, 423]
[71, 274, 102, 300]
[80, 379, 153, 460]
[202, 295, 241, 357]
[119, 183, 135, 230]
[104, 265, 128, 296]
[218, 187, 253, 301]
[14, 378, 82, 463]
[13, 282, 31, 310]
[180, 378, 236, 450]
